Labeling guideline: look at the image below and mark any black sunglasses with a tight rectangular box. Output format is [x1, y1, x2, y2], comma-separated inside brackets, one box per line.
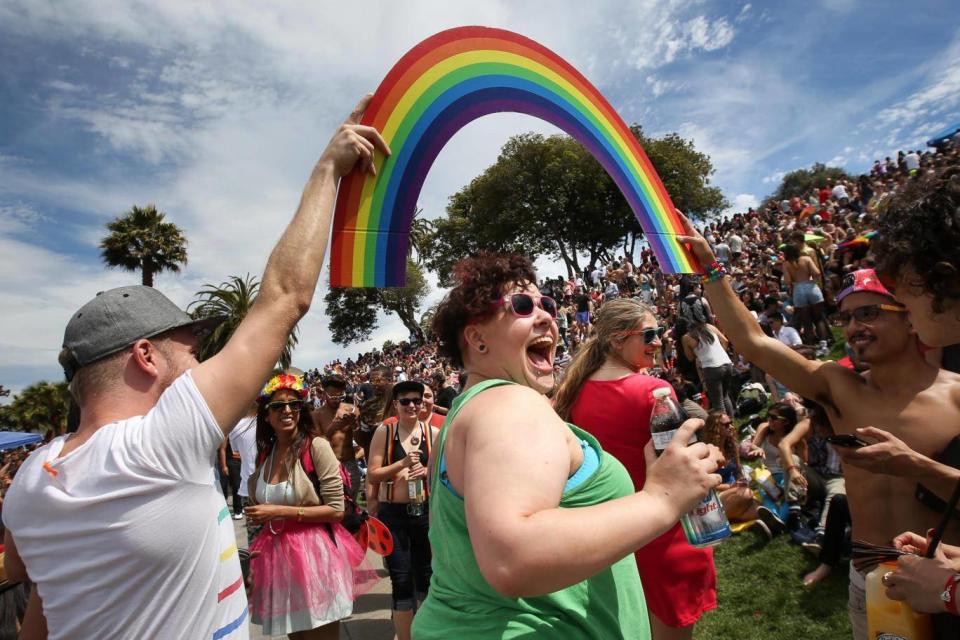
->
[397, 397, 423, 406]
[834, 303, 907, 326]
[267, 400, 304, 412]
[616, 327, 666, 344]
[496, 293, 558, 319]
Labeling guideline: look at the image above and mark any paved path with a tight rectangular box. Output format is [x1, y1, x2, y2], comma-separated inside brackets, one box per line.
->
[234, 517, 394, 640]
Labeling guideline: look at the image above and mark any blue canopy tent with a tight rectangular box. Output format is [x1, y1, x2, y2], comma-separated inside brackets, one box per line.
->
[0, 432, 42, 451]
[926, 122, 960, 148]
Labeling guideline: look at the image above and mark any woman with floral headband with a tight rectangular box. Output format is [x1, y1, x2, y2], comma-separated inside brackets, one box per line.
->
[246, 372, 377, 640]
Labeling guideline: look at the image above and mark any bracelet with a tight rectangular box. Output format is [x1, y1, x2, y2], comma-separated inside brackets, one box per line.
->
[702, 260, 728, 283]
[297, 506, 305, 522]
[943, 573, 960, 616]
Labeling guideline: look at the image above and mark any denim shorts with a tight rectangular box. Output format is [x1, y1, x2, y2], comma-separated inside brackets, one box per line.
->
[793, 281, 824, 308]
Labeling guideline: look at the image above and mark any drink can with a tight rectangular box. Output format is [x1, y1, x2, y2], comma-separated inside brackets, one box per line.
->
[680, 491, 732, 548]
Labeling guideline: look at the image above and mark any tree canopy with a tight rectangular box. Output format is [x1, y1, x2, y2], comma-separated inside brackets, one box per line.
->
[100, 204, 188, 287]
[324, 259, 429, 346]
[0, 381, 70, 434]
[425, 126, 726, 283]
[767, 163, 854, 203]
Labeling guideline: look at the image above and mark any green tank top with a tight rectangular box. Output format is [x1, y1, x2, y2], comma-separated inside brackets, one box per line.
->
[412, 379, 650, 639]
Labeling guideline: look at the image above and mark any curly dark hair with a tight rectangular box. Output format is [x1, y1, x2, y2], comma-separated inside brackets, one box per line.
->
[873, 166, 960, 313]
[431, 252, 538, 367]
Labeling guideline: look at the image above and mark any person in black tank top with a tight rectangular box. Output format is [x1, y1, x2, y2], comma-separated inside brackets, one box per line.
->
[366, 380, 434, 640]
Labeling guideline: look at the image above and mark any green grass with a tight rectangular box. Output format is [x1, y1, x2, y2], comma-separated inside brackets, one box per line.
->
[693, 328, 852, 639]
[694, 533, 852, 639]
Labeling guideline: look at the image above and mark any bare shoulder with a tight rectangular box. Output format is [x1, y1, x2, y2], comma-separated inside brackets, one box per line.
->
[933, 368, 960, 405]
[455, 384, 561, 444]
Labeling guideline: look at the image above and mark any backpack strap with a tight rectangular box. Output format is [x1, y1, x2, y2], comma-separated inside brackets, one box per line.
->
[384, 422, 396, 502]
[421, 421, 433, 499]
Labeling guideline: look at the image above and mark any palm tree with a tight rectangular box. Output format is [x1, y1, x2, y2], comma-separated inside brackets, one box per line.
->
[409, 208, 436, 265]
[100, 204, 188, 287]
[188, 274, 299, 369]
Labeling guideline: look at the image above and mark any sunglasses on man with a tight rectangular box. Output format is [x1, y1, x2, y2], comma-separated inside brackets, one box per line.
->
[267, 400, 304, 412]
[834, 303, 907, 326]
[396, 397, 423, 407]
[495, 293, 558, 318]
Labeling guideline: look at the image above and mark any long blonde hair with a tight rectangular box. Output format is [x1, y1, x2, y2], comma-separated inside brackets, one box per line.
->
[554, 298, 656, 420]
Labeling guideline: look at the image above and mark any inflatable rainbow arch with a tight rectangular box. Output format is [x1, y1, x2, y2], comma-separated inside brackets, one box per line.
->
[330, 26, 701, 287]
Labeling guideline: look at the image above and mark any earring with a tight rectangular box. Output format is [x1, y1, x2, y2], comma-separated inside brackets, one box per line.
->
[478, 343, 487, 353]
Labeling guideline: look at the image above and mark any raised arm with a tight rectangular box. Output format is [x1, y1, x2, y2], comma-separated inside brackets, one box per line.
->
[193, 96, 390, 432]
[677, 213, 837, 405]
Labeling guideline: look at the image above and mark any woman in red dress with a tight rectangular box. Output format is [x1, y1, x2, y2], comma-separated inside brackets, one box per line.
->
[554, 298, 717, 640]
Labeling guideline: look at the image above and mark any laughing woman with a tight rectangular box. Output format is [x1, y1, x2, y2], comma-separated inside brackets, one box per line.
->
[412, 253, 724, 640]
[246, 373, 377, 640]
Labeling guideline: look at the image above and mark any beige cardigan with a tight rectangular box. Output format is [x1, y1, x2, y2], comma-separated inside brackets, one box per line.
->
[247, 437, 345, 511]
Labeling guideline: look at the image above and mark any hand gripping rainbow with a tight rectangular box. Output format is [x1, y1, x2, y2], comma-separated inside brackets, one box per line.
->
[330, 26, 702, 287]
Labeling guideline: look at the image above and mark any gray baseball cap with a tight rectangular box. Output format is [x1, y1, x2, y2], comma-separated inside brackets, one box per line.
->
[59, 285, 224, 381]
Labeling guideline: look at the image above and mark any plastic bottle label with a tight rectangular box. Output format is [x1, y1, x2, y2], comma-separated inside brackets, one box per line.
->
[651, 428, 696, 450]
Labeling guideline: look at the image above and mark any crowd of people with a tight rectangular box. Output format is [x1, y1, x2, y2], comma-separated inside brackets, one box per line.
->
[1, 96, 959, 640]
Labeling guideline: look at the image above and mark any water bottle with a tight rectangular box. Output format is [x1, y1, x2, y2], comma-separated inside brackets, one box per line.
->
[649, 387, 731, 548]
[406, 477, 425, 516]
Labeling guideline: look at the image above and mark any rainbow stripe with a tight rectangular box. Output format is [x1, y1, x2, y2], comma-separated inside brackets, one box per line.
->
[330, 26, 701, 287]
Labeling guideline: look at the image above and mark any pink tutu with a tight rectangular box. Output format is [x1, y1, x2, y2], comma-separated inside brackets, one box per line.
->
[249, 520, 379, 635]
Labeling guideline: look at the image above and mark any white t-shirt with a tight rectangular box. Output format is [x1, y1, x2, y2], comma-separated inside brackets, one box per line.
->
[228, 416, 258, 499]
[727, 234, 743, 254]
[774, 325, 803, 348]
[2, 371, 248, 640]
[831, 184, 849, 201]
[904, 152, 920, 171]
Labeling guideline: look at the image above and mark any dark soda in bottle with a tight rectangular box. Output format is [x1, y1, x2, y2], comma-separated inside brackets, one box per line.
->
[649, 387, 731, 548]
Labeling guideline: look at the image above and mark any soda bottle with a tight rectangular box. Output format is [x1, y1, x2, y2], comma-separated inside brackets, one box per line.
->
[649, 387, 731, 548]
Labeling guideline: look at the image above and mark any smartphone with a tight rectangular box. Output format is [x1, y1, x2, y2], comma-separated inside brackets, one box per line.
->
[825, 434, 870, 448]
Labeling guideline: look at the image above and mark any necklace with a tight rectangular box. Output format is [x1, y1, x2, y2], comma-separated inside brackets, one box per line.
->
[263, 447, 287, 535]
[400, 421, 423, 446]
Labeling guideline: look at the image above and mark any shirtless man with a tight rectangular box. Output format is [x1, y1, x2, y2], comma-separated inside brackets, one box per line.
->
[310, 374, 362, 499]
[679, 216, 960, 640]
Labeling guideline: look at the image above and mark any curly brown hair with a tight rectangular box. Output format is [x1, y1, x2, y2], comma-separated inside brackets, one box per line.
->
[431, 252, 538, 367]
[873, 166, 960, 313]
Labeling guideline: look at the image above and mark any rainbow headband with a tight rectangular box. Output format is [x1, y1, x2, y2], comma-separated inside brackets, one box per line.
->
[330, 26, 701, 287]
[258, 373, 308, 402]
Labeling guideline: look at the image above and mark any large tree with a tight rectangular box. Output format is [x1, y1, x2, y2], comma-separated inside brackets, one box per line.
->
[100, 204, 188, 287]
[0, 381, 70, 434]
[324, 259, 429, 346]
[188, 274, 299, 369]
[426, 127, 727, 284]
[768, 162, 854, 203]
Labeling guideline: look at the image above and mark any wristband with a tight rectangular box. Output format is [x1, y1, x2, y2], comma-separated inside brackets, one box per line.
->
[943, 573, 960, 616]
[702, 260, 728, 283]
[297, 506, 305, 522]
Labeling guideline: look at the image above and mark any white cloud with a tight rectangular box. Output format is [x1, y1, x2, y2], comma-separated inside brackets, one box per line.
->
[626, 12, 737, 70]
[762, 170, 787, 185]
[725, 193, 759, 214]
[736, 4, 752, 22]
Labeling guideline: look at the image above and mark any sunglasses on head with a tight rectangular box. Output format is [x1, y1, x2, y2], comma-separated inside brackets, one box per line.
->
[615, 327, 665, 344]
[495, 293, 558, 318]
[835, 303, 907, 326]
[267, 400, 304, 412]
[396, 397, 423, 406]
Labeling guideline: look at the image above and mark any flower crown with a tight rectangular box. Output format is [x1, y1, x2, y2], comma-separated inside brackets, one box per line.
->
[258, 373, 309, 403]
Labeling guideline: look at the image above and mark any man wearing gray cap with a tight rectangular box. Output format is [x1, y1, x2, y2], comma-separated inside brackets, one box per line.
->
[2, 95, 388, 639]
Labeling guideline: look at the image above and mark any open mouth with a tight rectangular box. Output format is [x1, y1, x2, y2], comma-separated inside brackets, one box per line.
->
[848, 332, 876, 349]
[526, 335, 555, 375]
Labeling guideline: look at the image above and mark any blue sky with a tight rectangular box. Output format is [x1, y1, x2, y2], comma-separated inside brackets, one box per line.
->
[1, 0, 958, 396]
